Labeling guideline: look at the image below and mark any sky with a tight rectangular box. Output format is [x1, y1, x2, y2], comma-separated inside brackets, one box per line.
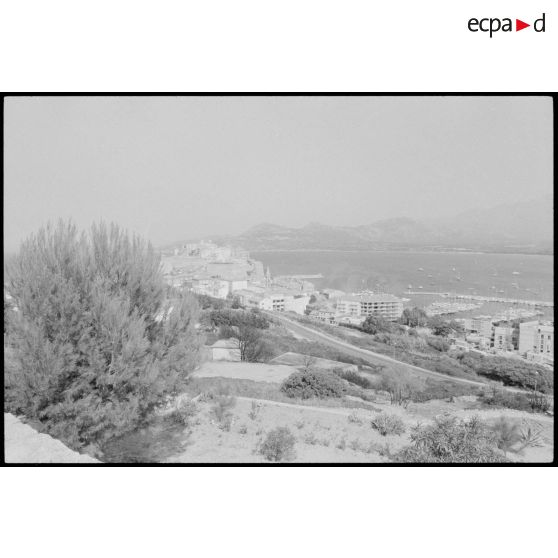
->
[4, 96, 553, 252]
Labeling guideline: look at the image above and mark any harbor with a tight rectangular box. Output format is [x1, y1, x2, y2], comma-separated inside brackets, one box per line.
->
[406, 291, 553, 308]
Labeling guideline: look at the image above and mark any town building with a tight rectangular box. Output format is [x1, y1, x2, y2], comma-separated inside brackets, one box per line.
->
[235, 290, 310, 315]
[209, 339, 241, 362]
[309, 309, 338, 325]
[492, 325, 515, 351]
[459, 316, 495, 338]
[335, 293, 404, 321]
[519, 321, 554, 364]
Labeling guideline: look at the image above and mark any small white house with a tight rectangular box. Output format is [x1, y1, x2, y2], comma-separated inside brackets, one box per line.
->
[210, 338, 241, 362]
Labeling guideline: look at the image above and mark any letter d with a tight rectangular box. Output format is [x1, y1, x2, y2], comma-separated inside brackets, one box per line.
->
[534, 13, 545, 32]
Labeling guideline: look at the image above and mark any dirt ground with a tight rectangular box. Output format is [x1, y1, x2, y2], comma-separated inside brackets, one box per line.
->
[193, 361, 297, 383]
[164, 386, 554, 464]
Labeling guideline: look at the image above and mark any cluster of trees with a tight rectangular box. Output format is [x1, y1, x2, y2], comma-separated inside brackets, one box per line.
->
[4, 221, 202, 453]
[456, 352, 553, 393]
[359, 308, 463, 339]
[209, 308, 272, 362]
[399, 307, 428, 328]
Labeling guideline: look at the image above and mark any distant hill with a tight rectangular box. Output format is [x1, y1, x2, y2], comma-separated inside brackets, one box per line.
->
[181, 196, 553, 255]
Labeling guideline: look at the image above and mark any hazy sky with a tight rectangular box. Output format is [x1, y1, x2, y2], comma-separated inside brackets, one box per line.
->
[4, 96, 553, 251]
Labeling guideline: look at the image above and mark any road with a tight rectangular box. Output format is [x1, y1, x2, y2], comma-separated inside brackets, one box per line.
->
[266, 312, 523, 392]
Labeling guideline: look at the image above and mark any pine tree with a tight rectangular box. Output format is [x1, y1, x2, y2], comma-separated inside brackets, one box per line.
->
[4, 220, 201, 452]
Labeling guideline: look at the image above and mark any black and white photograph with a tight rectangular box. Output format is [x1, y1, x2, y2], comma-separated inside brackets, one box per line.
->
[3, 95, 554, 464]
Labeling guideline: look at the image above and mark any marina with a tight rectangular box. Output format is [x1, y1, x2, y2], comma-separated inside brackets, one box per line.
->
[407, 291, 553, 308]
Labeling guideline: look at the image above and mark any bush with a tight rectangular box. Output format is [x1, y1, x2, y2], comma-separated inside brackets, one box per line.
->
[426, 336, 450, 352]
[281, 369, 346, 399]
[164, 402, 198, 427]
[478, 388, 551, 414]
[458, 353, 553, 393]
[210, 308, 270, 330]
[490, 416, 521, 456]
[371, 413, 405, 436]
[4, 221, 201, 451]
[211, 395, 237, 430]
[260, 427, 296, 462]
[335, 369, 373, 389]
[397, 415, 508, 463]
[361, 315, 393, 335]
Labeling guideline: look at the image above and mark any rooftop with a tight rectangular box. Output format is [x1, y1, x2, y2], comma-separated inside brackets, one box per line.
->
[338, 293, 403, 303]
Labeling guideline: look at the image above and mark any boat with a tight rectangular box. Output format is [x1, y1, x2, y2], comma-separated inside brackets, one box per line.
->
[417, 267, 424, 271]
[427, 274, 433, 278]
[512, 271, 520, 275]
[418, 285, 423, 289]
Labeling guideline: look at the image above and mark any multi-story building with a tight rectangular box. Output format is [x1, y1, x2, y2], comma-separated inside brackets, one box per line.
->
[235, 290, 310, 315]
[519, 321, 554, 361]
[335, 294, 404, 321]
[309, 309, 337, 325]
[460, 316, 495, 339]
[492, 326, 515, 351]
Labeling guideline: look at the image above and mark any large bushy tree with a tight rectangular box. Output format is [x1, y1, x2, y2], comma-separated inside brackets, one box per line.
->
[4, 221, 201, 452]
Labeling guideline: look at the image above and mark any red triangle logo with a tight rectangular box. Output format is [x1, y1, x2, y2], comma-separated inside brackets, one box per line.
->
[516, 19, 530, 31]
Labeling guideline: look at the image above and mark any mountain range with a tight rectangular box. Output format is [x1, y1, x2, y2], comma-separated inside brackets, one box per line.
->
[205, 196, 553, 255]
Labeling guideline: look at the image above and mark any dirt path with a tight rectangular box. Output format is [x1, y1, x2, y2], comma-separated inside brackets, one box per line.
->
[235, 396, 367, 417]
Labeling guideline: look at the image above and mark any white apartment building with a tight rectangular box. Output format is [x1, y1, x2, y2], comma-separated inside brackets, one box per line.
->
[519, 321, 554, 361]
[236, 290, 310, 315]
[336, 294, 404, 321]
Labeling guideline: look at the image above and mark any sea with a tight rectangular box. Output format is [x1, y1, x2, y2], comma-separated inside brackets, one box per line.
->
[252, 250, 554, 321]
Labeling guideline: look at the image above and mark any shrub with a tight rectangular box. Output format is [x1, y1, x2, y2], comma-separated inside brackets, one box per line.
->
[248, 400, 262, 421]
[238, 423, 248, 435]
[490, 416, 521, 456]
[164, 402, 197, 427]
[426, 336, 450, 352]
[361, 315, 393, 335]
[479, 388, 550, 414]
[335, 369, 373, 389]
[336, 437, 347, 450]
[281, 369, 346, 399]
[458, 353, 553, 393]
[4, 221, 201, 451]
[348, 410, 364, 425]
[260, 427, 296, 462]
[211, 395, 236, 430]
[397, 415, 508, 463]
[371, 413, 406, 436]
[378, 376, 415, 407]
[518, 422, 545, 451]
